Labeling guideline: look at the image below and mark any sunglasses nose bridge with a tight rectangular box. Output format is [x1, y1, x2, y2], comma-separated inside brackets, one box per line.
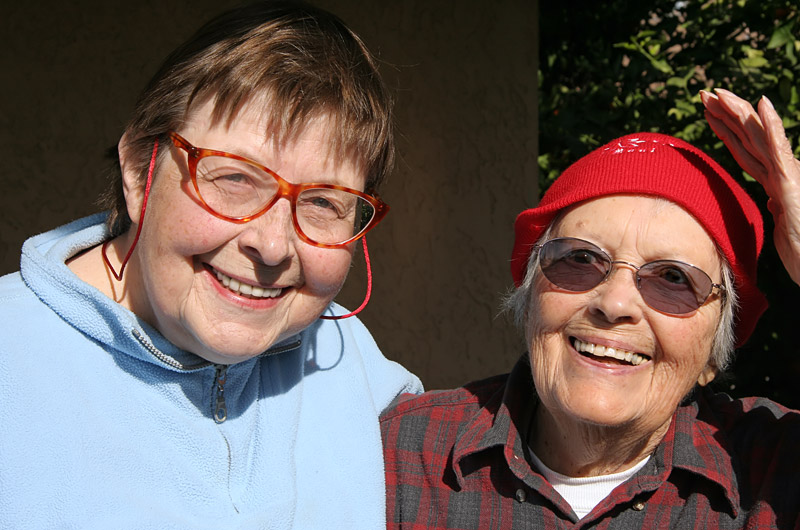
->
[606, 260, 643, 289]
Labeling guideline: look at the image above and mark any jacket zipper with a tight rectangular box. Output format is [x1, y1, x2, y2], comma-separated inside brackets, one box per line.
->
[132, 329, 302, 424]
[131, 329, 212, 371]
[213, 365, 229, 424]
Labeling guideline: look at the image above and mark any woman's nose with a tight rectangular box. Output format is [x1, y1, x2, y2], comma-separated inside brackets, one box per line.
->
[587, 263, 645, 324]
[237, 199, 296, 265]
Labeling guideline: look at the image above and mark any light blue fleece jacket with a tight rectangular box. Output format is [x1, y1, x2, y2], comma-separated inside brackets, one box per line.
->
[0, 213, 422, 529]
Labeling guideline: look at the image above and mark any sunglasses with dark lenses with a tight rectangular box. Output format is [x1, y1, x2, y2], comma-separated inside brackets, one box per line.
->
[535, 237, 725, 315]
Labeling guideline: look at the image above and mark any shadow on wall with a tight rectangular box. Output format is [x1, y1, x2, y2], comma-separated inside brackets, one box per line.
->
[0, 0, 539, 390]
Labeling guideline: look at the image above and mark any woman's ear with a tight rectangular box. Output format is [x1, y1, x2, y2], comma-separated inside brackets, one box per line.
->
[697, 364, 717, 387]
[119, 131, 145, 225]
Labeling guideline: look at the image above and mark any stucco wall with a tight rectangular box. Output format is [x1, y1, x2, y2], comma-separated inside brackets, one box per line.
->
[0, 1, 538, 389]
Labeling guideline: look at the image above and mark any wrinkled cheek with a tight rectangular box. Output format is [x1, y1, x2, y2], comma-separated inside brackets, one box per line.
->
[524, 287, 549, 344]
[527, 334, 566, 409]
[659, 324, 717, 394]
[525, 292, 560, 388]
[651, 358, 708, 406]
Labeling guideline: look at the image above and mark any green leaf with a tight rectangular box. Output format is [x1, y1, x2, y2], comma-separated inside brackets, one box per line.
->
[666, 77, 686, 88]
[768, 21, 795, 50]
[614, 42, 639, 52]
[740, 56, 769, 69]
[537, 153, 551, 172]
[650, 58, 674, 74]
[786, 41, 797, 66]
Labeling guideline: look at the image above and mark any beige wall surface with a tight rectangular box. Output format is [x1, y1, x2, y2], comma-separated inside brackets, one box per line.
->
[0, 1, 538, 389]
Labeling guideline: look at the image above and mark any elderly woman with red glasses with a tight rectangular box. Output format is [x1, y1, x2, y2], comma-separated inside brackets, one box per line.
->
[381, 89, 800, 529]
[0, 2, 421, 528]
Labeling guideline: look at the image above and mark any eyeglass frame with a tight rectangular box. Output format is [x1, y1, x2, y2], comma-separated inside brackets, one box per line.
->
[533, 236, 726, 315]
[168, 131, 389, 249]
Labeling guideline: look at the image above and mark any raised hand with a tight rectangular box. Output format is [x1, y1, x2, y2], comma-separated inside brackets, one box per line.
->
[702, 88, 800, 286]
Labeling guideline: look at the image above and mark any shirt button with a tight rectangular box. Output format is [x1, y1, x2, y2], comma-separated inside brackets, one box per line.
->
[515, 488, 527, 503]
[632, 501, 645, 511]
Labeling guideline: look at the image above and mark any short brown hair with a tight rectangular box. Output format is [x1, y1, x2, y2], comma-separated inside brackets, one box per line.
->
[102, 0, 394, 236]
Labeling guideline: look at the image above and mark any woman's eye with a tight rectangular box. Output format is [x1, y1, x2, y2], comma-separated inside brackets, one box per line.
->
[215, 172, 249, 184]
[198, 168, 248, 183]
[660, 266, 690, 285]
[566, 249, 601, 265]
[309, 196, 336, 210]
[298, 195, 346, 220]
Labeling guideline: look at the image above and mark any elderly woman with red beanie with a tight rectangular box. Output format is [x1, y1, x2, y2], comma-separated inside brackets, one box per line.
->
[381, 89, 800, 529]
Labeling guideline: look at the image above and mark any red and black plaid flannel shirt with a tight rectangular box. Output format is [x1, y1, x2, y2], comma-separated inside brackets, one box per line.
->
[381, 356, 800, 529]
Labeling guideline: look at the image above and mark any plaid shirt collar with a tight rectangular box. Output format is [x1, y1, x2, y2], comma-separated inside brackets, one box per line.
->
[450, 357, 740, 518]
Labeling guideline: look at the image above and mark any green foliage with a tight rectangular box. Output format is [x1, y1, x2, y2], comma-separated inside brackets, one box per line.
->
[539, 0, 800, 407]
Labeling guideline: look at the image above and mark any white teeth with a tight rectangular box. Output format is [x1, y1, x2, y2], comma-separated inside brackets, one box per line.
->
[214, 270, 282, 299]
[573, 339, 649, 366]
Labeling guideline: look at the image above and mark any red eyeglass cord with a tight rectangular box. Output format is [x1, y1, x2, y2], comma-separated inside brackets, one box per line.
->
[319, 236, 373, 320]
[101, 138, 372, 320]
[102, 139, 159, 282]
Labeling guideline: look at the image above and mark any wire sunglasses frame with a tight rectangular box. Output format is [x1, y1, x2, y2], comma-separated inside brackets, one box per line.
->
[169, 131, 389, 249]
[534, 237, 726, 315]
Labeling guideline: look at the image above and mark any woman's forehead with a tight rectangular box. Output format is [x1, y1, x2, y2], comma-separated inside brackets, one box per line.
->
[184, 95, 366, 174]
[553, 195, 721, 268]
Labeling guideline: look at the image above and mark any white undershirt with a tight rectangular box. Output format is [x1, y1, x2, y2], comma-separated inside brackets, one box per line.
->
[528, 450, 650, 519]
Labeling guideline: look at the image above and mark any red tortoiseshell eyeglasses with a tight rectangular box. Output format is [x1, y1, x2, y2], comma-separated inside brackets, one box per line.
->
[169, 131, 389, 248]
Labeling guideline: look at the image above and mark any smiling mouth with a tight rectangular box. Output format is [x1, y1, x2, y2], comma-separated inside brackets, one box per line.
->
[571, 337, 651, 366]
[212, 268, 283, 299]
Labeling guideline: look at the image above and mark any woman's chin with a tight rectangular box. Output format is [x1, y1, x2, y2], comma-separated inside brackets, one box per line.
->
[551, 389, 645, 429]
[180, 327, 288, 365]
[199, 347, 266, 365]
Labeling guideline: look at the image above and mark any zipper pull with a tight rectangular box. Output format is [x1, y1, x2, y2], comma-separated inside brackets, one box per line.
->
[213, 365, 228, 423]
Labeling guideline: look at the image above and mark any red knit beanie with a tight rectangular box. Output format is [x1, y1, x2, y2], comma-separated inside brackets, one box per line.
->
[511, 132, 767, 347]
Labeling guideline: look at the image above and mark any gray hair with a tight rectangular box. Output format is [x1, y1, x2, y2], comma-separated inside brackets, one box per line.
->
[503, 221, 739, 373]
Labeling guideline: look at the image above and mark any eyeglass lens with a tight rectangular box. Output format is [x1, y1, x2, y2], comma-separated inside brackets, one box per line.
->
[195, 155, 376, 246]
[538, 237, 716, 315]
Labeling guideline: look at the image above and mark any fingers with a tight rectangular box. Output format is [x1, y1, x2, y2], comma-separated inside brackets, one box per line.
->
[702, 88, 761, 131]
[714, 89, 773, 160]
[712, 88, 762, 125]
[701, 90, 769, 180]
[704, 89, 800, 286]
[701, 88, 799, 191]
[759, 96, 800, 179]
[705, 110, 767, 178]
